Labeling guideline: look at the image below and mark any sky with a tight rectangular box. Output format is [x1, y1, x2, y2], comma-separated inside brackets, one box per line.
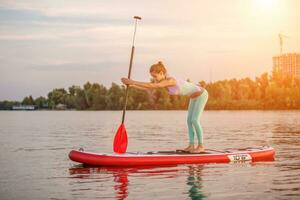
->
[0, 0, 300, 100]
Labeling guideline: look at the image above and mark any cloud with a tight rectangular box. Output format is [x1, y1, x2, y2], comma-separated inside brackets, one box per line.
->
[29, 61, 123, 71]
[0, 33, 59, 41]
[0, 1, 180, 29]
[0, 25, 131, 42]
[0, 1, 125, 18]
[0, 6, 130, 26]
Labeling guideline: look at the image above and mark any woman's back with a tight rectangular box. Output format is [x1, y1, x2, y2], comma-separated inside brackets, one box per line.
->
[166, 75, 203, 96]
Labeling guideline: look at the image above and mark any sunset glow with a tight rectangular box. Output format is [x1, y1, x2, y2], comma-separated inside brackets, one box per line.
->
[253, 0, 280, 11]
[0, 0, 299, 100]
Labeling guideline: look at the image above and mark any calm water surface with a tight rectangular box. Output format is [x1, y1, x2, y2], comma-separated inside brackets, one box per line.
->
[0, 110, 299, 200]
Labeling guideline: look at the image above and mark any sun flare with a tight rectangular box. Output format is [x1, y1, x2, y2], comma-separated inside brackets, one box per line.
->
[253, 0, 280, 12]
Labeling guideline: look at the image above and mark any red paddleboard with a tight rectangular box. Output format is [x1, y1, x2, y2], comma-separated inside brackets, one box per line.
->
[69, 146, 275, 166]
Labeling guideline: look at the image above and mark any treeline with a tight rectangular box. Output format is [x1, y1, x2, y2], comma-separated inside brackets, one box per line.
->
[1, 71, 300, 110]
[205, 71, 300, 109]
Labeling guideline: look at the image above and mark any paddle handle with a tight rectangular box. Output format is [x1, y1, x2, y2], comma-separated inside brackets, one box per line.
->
[121, 16, 141, 123]
[122, 46, 135, 123]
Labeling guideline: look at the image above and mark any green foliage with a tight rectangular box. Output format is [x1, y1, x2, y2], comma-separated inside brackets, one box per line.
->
[47, 88, 67, 109]
[34, 96, 48, 109]
[1, 72, 300, 110]
[106, 83, 123, 110]
[83, 82, 107, 110]
[127, 86, 151, 109]
[22, 95, 35, 105]
[73, 86, 88, 110]
[0, 101, 19, 110]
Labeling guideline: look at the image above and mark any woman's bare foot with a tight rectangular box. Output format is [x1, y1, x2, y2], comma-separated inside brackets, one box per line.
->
[189, 144, 205, 153]
[183, 144, 194, 152]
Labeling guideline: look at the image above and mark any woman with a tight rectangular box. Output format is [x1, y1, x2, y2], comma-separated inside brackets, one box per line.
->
[121, 61, 208, 153]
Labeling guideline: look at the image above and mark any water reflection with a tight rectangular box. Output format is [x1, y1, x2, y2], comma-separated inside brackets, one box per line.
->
[186, 165, 206, 200]
[69, 165, 131, 199]
[113, 169, 128, 200]
[69, 164, 207, 200]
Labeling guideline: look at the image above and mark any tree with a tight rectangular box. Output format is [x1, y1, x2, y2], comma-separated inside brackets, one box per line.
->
[106, 83, 124, 110]
[0, 101, 20, 110]
[153, 88, 172, 109]
[22, 95, 35, 105]
[7, 70, 300, 110]
[83, 82, 107, 110]
[48, 88, 67, 109]
[256, 72, 269, 100]
[74, 86, 88, 110]
[35, 96, 48, 109]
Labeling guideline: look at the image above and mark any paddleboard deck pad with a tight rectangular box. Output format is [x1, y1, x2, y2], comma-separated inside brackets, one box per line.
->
[69, 146, 275, 166]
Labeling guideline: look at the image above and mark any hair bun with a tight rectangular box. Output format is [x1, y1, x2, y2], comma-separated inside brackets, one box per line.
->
[150, 60, 167, 74]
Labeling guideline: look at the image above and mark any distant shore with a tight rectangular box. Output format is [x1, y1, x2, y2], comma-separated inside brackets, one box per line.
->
[1, 71, 300, 110]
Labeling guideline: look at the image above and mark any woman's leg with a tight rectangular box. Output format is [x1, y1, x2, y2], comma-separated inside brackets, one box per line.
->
[191, 90, 208, 145]
[187, 98, 197, 145]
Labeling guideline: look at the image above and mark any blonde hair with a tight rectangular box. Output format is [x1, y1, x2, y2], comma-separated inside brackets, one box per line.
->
[149, 61, 167, 75]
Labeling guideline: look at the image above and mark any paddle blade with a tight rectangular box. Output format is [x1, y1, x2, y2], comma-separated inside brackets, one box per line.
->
[113, 123, 128, 153]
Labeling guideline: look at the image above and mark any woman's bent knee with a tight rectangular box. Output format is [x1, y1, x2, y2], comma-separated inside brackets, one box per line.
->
[191, 118, 200, 126]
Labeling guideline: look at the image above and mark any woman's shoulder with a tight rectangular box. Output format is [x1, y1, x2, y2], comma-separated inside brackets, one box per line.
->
[166, 76, 175, 81]
[165, 74, 177, 80]
[164, 75, 177, 86]
[166, 75, 177, 82]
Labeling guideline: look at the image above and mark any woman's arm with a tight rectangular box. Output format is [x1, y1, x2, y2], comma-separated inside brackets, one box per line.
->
[121, 77, 176, 89]
[132, 79, 176, 89]
[130, 84, 151, 91]
[122, 78, 176, 89]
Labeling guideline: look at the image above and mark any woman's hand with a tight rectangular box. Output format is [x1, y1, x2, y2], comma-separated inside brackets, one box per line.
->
[121, 77, 134, 85]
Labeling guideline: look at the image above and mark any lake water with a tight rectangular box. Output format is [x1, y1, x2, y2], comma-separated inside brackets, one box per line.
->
[0, 110, 299, 200]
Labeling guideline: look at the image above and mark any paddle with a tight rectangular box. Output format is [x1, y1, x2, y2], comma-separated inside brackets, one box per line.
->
[113, 16, 142, 154]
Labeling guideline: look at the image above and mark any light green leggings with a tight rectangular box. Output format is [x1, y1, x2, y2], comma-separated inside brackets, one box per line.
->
[187, 89, 208, 144]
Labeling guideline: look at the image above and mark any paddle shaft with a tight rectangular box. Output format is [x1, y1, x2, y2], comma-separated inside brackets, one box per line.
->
[121, 17, 141, 123]
[121, 46, 134, 123]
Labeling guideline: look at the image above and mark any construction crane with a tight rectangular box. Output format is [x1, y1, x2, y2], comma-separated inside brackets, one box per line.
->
[278, 32, 289, 54]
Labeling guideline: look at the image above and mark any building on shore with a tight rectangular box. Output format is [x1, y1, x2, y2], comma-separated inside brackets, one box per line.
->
[272, 53, 300, 78]
[12, 105, 36, 110]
